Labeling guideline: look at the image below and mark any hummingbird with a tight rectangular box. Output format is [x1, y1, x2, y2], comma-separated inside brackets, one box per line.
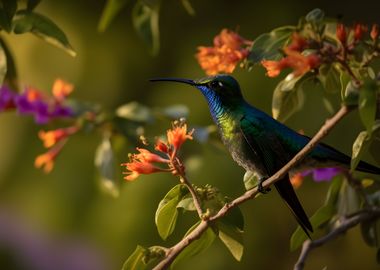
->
[150, 74, 380, 237]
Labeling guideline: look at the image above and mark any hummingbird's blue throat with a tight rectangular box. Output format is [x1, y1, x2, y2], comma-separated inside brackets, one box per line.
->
[197, 85, 227, 122]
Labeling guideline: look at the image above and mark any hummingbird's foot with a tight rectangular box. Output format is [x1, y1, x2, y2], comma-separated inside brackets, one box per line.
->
[258, 177, 271, 194]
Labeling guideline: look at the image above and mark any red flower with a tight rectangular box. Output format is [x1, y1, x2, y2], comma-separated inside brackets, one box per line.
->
[155, 139, 169, 153]
[167, 122, 194, 151]
[353, 23, 368, 42]
[287, 33, 308, 52]
[336, 23, 347, 44]
[196, 29, 252, 75]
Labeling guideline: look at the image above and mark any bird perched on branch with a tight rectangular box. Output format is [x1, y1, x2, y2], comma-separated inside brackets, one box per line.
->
[150, 74, 380, 237]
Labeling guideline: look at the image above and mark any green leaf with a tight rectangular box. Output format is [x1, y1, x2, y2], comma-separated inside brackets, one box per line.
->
[0, 37, 18, 90]
[98, 0, 129, 32]
[95, 135, 119, 198]
[243, 170, 258, 190]
[222, 205, 245, 231]
[132, 0, 160, 55]
[272, 74, 306, 122]
[359, 80, 378, 134]
[339, 71, 351, 101]
[318, 64, 341, 93]
[180, 0, 195, 15]
[351, 131, 371, 171]
[305, 8, 324, 23]
[155, 184, 188, 240]
[177, 196, 196, 211]
[122, 245, 148, 270]
[343, 81, 360, 106]
[290, 204, 335, 251]
[336, 180, 360, 216]
[361, 219, 380, 247]
[0, 41, 7, 86]
[248, 26, 295, 63]
[324, 175, 344, 206]
[0, 0, 17, 32]
[369, 121, 380, 164]
[116, 101, 154, 123]
[217, 221, 244, 261]
[171, 222, 216, 269]
[12, 11, 76, 56]
[122, 245, 165, 270]
[27, 0, 41, 11]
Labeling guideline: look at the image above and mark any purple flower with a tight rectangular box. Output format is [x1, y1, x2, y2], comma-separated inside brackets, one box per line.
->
[15, 88, 73, 124]
[301, 167, 342, 182]
[0, 85, 17, 111]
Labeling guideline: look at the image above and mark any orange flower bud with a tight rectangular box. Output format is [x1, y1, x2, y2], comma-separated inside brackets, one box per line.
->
[38, 126, 79, 148]
[155, 139, 169, 153]
[371, 24, 379, 41]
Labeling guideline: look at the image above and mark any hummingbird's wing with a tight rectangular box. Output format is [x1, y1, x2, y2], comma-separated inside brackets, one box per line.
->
[240, 116, 313, 237]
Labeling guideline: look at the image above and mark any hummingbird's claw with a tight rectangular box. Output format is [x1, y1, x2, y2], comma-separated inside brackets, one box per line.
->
[258, 178, 271, 194]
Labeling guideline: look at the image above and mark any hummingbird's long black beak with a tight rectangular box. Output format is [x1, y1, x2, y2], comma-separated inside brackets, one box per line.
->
[149, 77, 195, 86]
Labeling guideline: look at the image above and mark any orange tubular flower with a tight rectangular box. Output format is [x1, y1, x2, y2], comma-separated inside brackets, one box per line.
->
[134, 148, 169, 163]
[34, 142, 65, 173]
[196, 29, 252, 75]
[371, 24, 379, 41]
[52, 79, 74, 102]
[290, 173, 304, 189]
[167, 122, 194, 151]
[121, 161, 163, 181]
[262, 49, 320, 78]
[38, 126, 79, 148]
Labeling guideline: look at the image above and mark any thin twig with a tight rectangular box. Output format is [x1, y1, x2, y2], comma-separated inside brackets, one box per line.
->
[294, 208, 380, 270]
[153, 105, 352, 270]
[179, 175, 204, 219]
[171, 156, 204, 219]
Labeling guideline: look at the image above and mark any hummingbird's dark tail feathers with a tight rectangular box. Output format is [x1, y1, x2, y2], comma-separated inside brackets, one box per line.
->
[274, 176, 313, 238]
[356, 160, 380, 175]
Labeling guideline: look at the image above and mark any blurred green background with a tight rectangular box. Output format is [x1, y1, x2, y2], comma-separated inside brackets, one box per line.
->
[1, 0, 380, 269]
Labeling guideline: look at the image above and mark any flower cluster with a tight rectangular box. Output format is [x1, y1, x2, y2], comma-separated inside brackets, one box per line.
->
[290, 167, 342, 189]
[35, 125, 80, 173]
[196, 29, 252, 75]
[0, 79, 74, 124]
[261, 33, 321, 78]
[121, 120, 194, 181]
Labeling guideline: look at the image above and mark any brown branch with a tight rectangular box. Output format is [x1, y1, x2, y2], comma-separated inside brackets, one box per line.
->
[294, 208, 380, 270]
[153, 105, 352, 270]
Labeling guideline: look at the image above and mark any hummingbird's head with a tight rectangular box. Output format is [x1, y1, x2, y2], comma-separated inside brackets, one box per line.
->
[150, 74, 243, 104]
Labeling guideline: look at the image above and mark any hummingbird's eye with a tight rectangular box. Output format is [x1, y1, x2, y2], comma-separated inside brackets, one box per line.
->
[210, 81, 224, 89]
